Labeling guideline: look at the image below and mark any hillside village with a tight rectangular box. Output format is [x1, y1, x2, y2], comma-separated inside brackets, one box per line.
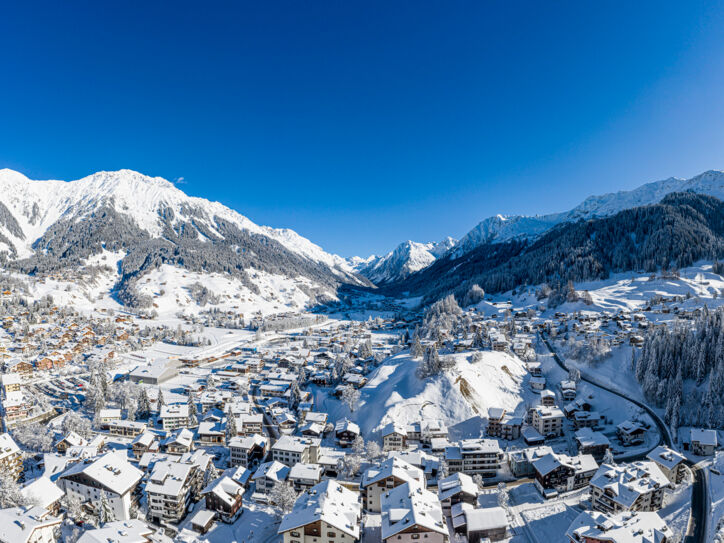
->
[0, 266, 720, 543]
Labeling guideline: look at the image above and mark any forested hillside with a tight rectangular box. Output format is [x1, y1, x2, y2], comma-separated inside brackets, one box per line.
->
[635, 306, 724, 431]
[390, 192, 724, 304]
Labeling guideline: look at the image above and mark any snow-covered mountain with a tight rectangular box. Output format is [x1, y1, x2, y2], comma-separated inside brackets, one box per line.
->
[351, 237, 456, 285]
[0, 169, 370, 308]
[453, 169, 724, 256]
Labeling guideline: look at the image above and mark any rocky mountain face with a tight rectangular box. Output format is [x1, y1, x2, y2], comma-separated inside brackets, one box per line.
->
[351, 237, 457, 285]
[0, 169, 371, 308]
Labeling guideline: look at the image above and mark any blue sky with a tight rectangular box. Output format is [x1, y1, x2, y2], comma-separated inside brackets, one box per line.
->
[2, 2, 724, 257]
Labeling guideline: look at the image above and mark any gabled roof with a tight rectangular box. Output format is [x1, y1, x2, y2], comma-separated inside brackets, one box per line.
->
[0, 506, 61, 543]
[437, 472, 478, 501]
[380, 482, 447, 539]
[278, 480, 360, 538]
[253, 461, 290, 482]
[59, 452, 142, 495]
[201, 475, 244, 507]
[361, 457, 424, 488]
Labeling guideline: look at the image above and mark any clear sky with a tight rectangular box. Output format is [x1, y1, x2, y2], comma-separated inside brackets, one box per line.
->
[2, 2, 724, 257]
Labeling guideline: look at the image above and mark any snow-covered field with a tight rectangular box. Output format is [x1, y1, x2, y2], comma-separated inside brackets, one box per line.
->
[314, 350, 532, 440]
[481, 261, 724, 317]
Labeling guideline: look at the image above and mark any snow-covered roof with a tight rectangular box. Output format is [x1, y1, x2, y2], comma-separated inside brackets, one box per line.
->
[21, 477, 64, 509]
[575, 427, 611, 448]
[228, 434, 267, 450]
[437, 472, 478, 501]
[253, 461, 290, 482]
[380, 482, 447, 540]
[334, 418, 360, 435]
[590, 462, 671, 509]
[361, 457, 424, 488]
[533, 452, 598, 477]
[159, 404, 189, 419]
[289, 462, 322, 481]
[691, 428, 718, 446]
[646, 446, 686, 471]
[0, 433, 20, 460]
[464, 506, 507, 532]
[0, 506, 61, 543]
[566, 510, 671, 543]
[59, 452, 142, 496]
[278, 480, 360, 538]
[146, 460, 193, 497]
[201, 475, 244, 507]
[271, 435, 319, 453]
[76, 519, 162, 543]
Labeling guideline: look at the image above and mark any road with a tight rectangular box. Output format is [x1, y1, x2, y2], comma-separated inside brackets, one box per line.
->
[540, 334, 707, 543]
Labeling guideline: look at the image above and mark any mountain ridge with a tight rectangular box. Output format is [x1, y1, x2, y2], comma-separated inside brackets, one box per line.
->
[0, 168, 372, 310]
[451, 169, 724, 256]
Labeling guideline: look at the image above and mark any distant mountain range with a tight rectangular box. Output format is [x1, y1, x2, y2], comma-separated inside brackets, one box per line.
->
[0, 169, 371, 308]
[389, 190, 724, 303]
[353, 169, 724, 286]
[3, 167, 724, 310]
[451, 170, 724, 255]
[348, 238, 456, 285]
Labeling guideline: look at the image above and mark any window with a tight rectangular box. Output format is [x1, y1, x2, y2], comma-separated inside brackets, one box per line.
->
[327, 532, 336, 537]
[291, 532, 300, 538]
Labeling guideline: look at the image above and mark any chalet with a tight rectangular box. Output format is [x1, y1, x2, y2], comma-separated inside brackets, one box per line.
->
[335, 418, 360, 447]
[108, 420, 147, 438]
[437, 472, 478, 514]
[252, 461, 289, 498]
[464, 506, 508, 542]
[575, 428, 611, 463]
[197, 420, 225, 445]
[380, 482, 447, 543]
[21, 476, 65, 515]
[278, 480, 360, 543]
[0, 432, 23, 481]
[381, 422, 407, 451]
[690, 428, 717, 456]
[617, 420, 646, 446]
[361, 457, 425, 512]
[533, 452, 598, 496]
[560, 380, 577, 401]
[131, 431, 159, 460]
[162, 428, 194, 455]
[56, 431, 88, 454]
[201, 475, 244, 523]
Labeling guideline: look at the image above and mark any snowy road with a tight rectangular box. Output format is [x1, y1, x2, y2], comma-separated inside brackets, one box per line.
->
[540, 334, 707, 543]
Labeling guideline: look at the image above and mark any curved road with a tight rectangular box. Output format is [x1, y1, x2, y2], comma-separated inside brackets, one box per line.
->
[539, 334, 707, 543]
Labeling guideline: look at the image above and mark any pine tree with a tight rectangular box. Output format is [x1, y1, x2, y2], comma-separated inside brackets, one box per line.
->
[137, 387, 151, 419]
[98, 491, 115, 526]
[226, 414, 238, 441]
[187, 394, 197, 426]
